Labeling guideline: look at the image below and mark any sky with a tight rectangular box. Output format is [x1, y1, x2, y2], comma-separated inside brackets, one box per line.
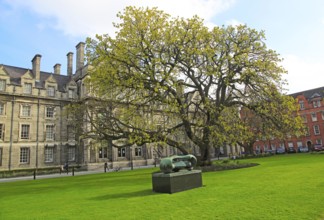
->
[0, 0, 323, 94]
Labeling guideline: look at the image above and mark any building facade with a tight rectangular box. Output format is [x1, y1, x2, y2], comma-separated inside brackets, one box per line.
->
[253, 87, 324, 153]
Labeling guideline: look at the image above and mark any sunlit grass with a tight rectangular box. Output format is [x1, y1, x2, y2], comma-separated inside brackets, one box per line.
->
[1, 154, 324, 219]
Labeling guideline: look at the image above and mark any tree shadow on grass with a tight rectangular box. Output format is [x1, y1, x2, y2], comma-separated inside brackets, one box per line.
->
[90, 189, 158, 200]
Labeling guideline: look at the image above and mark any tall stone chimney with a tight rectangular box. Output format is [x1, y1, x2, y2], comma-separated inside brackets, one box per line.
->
[54, 63, 61, 75]
[32, 54, 42, 82]
[67, 52, 73, 76]
[76, 42, 85, 71]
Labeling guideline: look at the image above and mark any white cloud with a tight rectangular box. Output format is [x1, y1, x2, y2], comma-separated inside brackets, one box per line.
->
[225, 19, 244, 27]
[282, 54, 324, 94]
[5, 0, 236, 37]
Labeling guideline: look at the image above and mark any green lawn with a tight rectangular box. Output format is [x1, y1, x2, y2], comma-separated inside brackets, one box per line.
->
[1, 154, 324, 220]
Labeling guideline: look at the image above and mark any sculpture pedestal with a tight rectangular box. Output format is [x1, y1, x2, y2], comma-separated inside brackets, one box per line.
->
[152, 170, 202, 194]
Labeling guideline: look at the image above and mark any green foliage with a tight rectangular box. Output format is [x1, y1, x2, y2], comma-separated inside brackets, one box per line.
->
[1, 154, 324, 219]
[82, 6, 303, 162]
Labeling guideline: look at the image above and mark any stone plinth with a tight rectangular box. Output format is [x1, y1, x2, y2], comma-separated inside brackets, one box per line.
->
[152, 170, 202, 194]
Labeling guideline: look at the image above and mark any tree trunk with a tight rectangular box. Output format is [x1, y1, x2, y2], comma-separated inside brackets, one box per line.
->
[199, 145, 211, 166]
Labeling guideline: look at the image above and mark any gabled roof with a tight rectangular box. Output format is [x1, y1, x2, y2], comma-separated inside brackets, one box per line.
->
[1, 64, 72, 92]
[290, 86, 324, 100]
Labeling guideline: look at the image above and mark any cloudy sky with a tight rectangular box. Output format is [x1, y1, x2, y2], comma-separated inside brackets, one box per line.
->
[0, 0, 323, 94]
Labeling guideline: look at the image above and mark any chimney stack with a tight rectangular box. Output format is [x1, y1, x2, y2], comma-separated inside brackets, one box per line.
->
[54, 63, 61, 75]
[76, 42, 85, 71]
[32, 54, 42, 82]
[67, 52, 73, 76]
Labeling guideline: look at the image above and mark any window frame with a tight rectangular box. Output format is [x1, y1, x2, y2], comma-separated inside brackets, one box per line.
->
[314, 125, 320, 135]
[45, 124, 55, 140]
[99, 147, 108, 159]
[68, 146, 76, 161]
[20, 124, 30, 139]
[21, 105, 31, 117]
[135, 147, 142, 157]
[44, 147, 54, 163]
[46, 106, 55, 118]
[118, 147, 126, 157]
[311, 112, 317, 122]
[0, 102, 5, 115]
[24, 83, 32, 94]
[20, 147, 30, 164]
[0, 79, 6, 91]
[47, 86, 55, 97]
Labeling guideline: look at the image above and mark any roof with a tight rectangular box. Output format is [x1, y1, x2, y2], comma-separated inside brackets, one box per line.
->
[1, 64, 72, 92]
[289, 86, 324, 100]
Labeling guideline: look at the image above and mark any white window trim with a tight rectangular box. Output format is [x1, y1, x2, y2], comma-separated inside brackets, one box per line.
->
[20, 104, 31, 118]
[45, 124, 55, 141]
[45, 106, 55, 119]
[311, 112, 317, 122]
[314, 125, 320, 135]
[19, 123, 31, 140]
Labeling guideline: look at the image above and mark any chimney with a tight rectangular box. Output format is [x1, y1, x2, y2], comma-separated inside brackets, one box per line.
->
[67, 52, 73, 76]
[76, 42, 85, 71]
[54, 63, 61, 75]
[32, 54, 42, 82]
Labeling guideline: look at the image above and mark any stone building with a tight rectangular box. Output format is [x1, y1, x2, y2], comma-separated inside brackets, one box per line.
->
[0, 42, 192, 171]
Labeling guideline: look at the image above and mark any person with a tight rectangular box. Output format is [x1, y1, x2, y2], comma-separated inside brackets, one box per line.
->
[63, 162, 69, 174]
[104, 162, 108, 172]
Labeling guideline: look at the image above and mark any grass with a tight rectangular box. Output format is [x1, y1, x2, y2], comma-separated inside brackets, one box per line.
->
[1, 154, 324, 220]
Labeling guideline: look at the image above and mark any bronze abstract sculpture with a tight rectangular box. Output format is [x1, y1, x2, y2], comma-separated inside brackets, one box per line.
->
[159, 154, 197, 174]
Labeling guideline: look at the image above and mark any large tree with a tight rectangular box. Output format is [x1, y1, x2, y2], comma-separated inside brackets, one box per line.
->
[80, 6, 303, 164]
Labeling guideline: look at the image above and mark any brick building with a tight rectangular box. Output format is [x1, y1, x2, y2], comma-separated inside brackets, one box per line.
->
[253, 87, 324, 153]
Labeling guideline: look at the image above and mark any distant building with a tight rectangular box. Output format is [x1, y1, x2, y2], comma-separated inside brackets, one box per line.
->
[253, 87, 324, 153]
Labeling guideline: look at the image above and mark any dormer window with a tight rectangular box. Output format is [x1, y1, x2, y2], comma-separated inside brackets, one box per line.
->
[47, 86, 55, 97]
[24, 83, 32, 94]
[68, 89, 74, 99]
[0, 79, 6, 91]
[313, 100, 321, 108]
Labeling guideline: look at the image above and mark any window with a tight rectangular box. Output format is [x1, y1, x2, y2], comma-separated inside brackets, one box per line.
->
[299, 101, 305, 110]
[118, 148, 126, 157]
[311, 113, 317, 122]
[68, 146, 76, 161]
[20, 124, 30, 139]
[0, 148, 2, 166]
[68, 89, 74, 99]
[0, 103, 4, 115]
[301, 115, 307, 123]
[314, 125, 320, 135]
[24, 83, 32, 94]
[297, 141, 303, 148]
[46, 107, 55, 118]
[45, 125, 55, 140]
[47, 86, 55, 97]
[0, 79, 6, 91]
[313, 100, 321, 108]
[99, 147, 108, 159]
[316, 139, 322, 145]
[135, 147, 142, 156]
[0, 124, 4, 140]
[45, 147, 54, 162]
[288, 142, 294, 148]
[20, 147, 30, 163]
[322, 111, 324, 120]
[21, 105, 31, 117]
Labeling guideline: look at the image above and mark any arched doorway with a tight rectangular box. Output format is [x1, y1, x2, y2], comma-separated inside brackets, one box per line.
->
[307, 141, 312, 151]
